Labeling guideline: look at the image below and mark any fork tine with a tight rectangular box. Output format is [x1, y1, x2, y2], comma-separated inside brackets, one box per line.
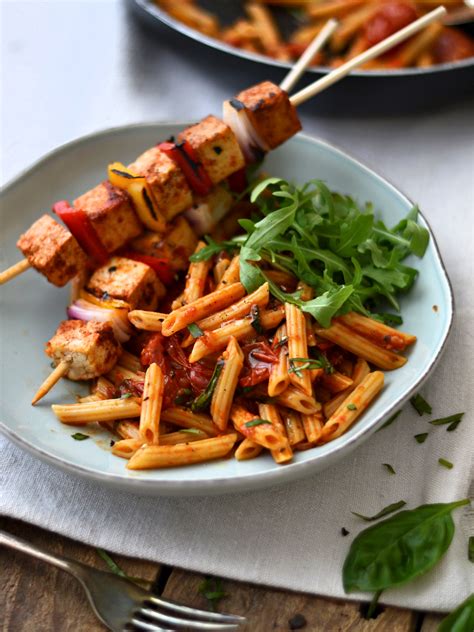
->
[129, 617, 174, 631]
[139, 607, 240, 630]
[146, 596, 246, 624]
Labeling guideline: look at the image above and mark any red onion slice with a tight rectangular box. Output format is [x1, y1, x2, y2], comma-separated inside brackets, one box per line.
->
[67, 299, 131, 343]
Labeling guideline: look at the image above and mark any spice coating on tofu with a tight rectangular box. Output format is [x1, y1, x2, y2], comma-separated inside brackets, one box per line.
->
[16, 214, 88, 287]
[128, 147, 193, 221]
[74, 181, 142, 253]
[130, 216, 198, 272]
[235, 81, 301, 149]
[86, 256, 165, 310]
[178, 115, 245, 184]
[45, 320, 121, 381]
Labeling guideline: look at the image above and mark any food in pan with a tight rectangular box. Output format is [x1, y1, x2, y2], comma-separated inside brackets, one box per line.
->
[155, 0, 474, 69]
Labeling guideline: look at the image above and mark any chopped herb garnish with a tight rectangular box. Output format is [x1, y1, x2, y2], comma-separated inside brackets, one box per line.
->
[198, 577, 227, 611]
[429, 412, 464, 430]
[410, 393, 432, 416]
[120, 392, 133, 399]
[383, 463, 396, 475]
[250, 304, 263, 334]
[187, 322, 204, 338]
[213, 145, 222, 155]
[372, 312, 403, 326]
[71, 432, 89, 441]
[191, 361, 224, 412]
[365, 590, 383, 620]
[288, 353, 334, 378]
[179, 428, 202, 435]
[438, 458, 453, 470]
[101, 291, 110, 301]
[352, 500, 406, 522]
[189, 236, 237, 262]
[245, 418, 272, 428]
[275, 336, 288, 349]
[96, 548, 128, 578]
[108, 266, 117, 273]
[341, 527, 350, 537]
[469, 536, 474, 563]
[174, 388, 193, 406]
[414, 433, 428, 444]
[347, 403, 357, 411]
[377, 410, 401, 431]
[110, 440, 115, 447]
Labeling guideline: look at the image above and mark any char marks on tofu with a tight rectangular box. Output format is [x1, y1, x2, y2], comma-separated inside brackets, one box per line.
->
[129, 147, 193, 221]
[45, 320, 121, 381]
[178, 115, 245, 184]
[235, 81, 301, 150]
[86, 256, 165, 310]
[73, 181, 142, 253]
[16, 214, 88, 287]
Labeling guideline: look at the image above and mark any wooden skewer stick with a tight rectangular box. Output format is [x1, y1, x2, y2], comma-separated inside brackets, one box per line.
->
[31, 360, 71, 405]
[290, 6, 447, 107]
[280, 19, 338, 93]
[0, 259, 31, 286]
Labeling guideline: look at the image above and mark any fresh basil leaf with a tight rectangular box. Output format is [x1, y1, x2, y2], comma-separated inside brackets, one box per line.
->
[438, 593, 474, 632]
[438, 458, 454, 470]
[245, 418, 271, 428]
[410, 393, 432, 416]
[352, 500, 406, 522]
[377, 410, 402, 432]
[188, 322, 204, 338]
[414, 433, 429, 444]
[191, 361, 224, 412]
[302, 285, 354, 328]
[71, 432, 89, 441]
[383, 463, 396, 475]
[343, 499, 470, 593]
[429, 413, 464, 429]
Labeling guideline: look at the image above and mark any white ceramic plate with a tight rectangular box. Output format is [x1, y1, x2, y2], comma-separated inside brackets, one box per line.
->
[0, 123, 454, 496]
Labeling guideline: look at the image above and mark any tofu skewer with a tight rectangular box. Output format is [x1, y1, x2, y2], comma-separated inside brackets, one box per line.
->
[0, 7, 446, 288]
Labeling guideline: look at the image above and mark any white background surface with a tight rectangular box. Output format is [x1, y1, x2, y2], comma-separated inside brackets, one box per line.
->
[1, 0, 473, 612]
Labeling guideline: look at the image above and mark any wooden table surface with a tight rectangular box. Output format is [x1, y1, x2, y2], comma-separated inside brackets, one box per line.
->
[0, 517, 445, 632]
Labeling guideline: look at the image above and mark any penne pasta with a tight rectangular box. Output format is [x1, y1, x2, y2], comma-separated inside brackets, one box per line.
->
[231, 404, 287, 450]
[211, 337, 244, 431]
[258, 403, 293, 464]
[92, 376, 116, 399]
[106, 364, 144, 385]
[234, 437, 263, 461]
[182, 241, 212, 306]
[112, 438, 144, 459]
[161, 407, 218, 436]
[113, 428, 209, 459]
[274, 385, 321, 415]
[246, 3, 284, 53]
[116, 420, 141, 440]
[52, 398, 141, 424]
[337, 312, 416, 350]
[393, 22, 443, 67]
[213, 258, 230, 285]
[216, 255, 240, 289]
[127, 434, 238, 470]
[285, 302, 313, 396]
[320, 371, 385, 442]
[307, 0, 366, 19]
[323, 357, 370, 418]
[320, 371, 354, 394]
[268, 324, 290, 397]
[189, 306, 284, 362]
[301, 411, 325, 444]
[161, 282, 246, 336]
[139, 363, 164, 445]
[128, 310, 167, 332]
[119, 350, 143, 374]
[281, 409, 306, 446]
[315, 322, 407, 370]
[330, 3, 378, 52]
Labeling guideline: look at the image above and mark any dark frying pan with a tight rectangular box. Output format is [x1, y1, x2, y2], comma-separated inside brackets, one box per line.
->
[128, 0, 474, 115]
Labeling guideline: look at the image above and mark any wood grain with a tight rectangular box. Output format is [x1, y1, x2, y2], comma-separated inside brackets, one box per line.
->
[162, 568, 419, 631]
[0, 517, 159, 632]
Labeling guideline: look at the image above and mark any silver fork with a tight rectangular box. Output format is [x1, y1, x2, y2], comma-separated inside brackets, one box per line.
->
[0, 529, 246, 631]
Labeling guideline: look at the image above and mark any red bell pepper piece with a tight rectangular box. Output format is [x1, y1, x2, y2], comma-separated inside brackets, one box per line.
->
[228, 167, 247, 194]
[53, 200, 109, 265]
[158, 141, 213, 196]
[122, 251, 175, 285]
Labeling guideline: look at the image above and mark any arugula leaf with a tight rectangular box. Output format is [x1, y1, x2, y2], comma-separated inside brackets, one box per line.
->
[410, 393, 432, 416]
[429, 413, 464, 429]
[438, 593, 474, 632]
[71, 432, 89, 441]
[189, 237, 237, 262]
[343, 499, 470, 593]
[372, 312, 403, 327]
[188, 322, 204, 338]
[245, 418, 272, 428]
[191, 361, 224, 412]
[250, 176, 283, 203]
[352, 500, 406, 522]
[246, 202, 297, 251]
[414, 433, 429, 444]
[301, 285, 354, 328]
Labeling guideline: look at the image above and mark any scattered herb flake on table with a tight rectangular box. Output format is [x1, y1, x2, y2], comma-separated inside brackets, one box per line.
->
[383, 463, 396, 475]
[429, 412, 464, 430]
[410, 393, 432, 416]
[438, 458, 454, 470]
[71, 432, 89, 441]
[352, 500, 406, 522]
[414, 433, 429, 444]
[377, 410, 401, 432]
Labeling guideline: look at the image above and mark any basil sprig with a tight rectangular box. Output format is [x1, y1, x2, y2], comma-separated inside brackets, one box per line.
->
[191, 361, 224, 413]
[343, 499, 470, 594]
[438, 593, 474, 632]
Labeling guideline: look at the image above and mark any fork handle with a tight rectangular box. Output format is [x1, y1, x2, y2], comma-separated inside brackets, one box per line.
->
[0, 529, 77, 574]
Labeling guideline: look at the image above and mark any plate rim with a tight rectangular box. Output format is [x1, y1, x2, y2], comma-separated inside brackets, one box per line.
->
[131, 0, 474, 78]
[0, 121, 455, 494]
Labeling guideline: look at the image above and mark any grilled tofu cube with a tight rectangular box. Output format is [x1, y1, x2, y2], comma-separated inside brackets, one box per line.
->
[74, 181, 142, 253]
[86, 256, 165, 310]
[178, 115, 245, 185]
[130, 216, 198, 272]
[234, 81, 301, 149]
[128, 147, 193, 221]
[184, 185, 234, 235]
[17, 214, 88, 287]
[45, 320, 121, 381]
